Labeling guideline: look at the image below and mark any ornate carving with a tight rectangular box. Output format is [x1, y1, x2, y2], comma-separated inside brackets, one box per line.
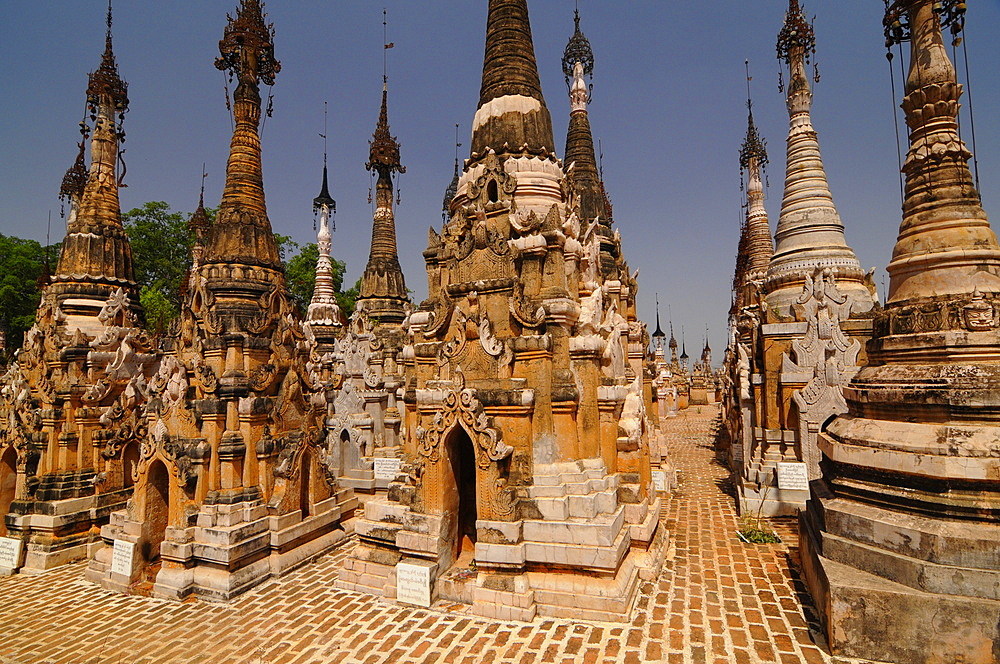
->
[417, 389, 513, 471]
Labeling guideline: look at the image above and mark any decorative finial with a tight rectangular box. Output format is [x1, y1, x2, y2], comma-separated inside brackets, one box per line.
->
[776, 0, 819, 88]
[314, 102, 336, 224]
[884, 0, 966, 48]
[740, 60, 768, 174]
[653, 294, 666, 342]
[562, 2, 595, 94]
[200, 163, 208, 204]
[87, 0, 129, 117]
[442, 123, 462, 221]
[215, 0, 281, 88]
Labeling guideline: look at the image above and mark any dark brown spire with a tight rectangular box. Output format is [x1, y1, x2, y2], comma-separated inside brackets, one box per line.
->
[479, 0, 544, 106]
[470, 0, 554, 158]
[205, 0, 282, 271]
[357, 85, 408, 325]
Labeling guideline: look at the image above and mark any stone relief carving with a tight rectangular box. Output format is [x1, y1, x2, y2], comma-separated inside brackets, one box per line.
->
[783, 268, 862, 480]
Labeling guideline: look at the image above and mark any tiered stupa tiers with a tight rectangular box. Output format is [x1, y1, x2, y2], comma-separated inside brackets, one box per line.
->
[356, 87, 409, 326]
[800, 3, 1000, 659]
[763, 0, 872, 315]
[86, 0, 354, 600]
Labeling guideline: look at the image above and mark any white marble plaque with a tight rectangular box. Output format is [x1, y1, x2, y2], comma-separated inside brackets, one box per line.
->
[0, 537, 23, 569]
[651, 471, 668, 492]
[776, 462, 809, 491]
[396, 560, 432, 608]
[373, 457, 403, 482]
[110, 539, 136, 577]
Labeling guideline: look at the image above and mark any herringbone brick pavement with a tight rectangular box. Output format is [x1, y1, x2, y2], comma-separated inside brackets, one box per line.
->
[0, 405, 888, 664]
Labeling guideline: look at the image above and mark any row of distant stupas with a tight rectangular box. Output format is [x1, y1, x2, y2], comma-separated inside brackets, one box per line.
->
[720, 0, 999, 661]
[0, 0, 675, 622]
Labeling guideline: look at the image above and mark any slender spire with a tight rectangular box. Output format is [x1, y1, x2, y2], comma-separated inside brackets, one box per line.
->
[881, 0, 1000, 304]
[356, 28, 408, 326]
[307, 147, 341, 333]
[739, 61, 773, 280]
[652, 295, 666, 344]
[313, 102, 336, 223]
[206, 0, 282, 271]
[562, 5, 607, 226]
[442, 124, 462, 222]
[764, 0, 872, 314]
[52, 0, 138, 312]
[470, 0, 555, 158]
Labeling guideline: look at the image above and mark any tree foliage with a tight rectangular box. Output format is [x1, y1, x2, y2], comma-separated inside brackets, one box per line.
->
[122, 201, 197, 333]
[0, 234, 59, 352]
[0, 201, 358, 346]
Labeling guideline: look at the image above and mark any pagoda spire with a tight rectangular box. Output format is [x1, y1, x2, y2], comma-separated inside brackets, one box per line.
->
[882, 1, 1000, 303]
[442, 124, 461, 222]
[206, 0, 282, 272]
[306, 141, 341, 334]
[51, 0, 139, 322]
[562, 6, 607, 227]
[356, 27, 408, 326]
[740, 66, 773, 281]
[764, 0, 872, 314]
[652, 294, 666, 349]
[470, 0, 555, 159]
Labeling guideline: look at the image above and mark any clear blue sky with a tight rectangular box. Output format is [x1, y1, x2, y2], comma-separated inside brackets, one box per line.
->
[3, 1, 999, 360]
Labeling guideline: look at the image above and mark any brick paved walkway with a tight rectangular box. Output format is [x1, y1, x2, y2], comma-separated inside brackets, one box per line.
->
[0, 406, 887, 664]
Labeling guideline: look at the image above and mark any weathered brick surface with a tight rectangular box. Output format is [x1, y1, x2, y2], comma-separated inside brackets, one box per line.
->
[0, 406, 887, 664]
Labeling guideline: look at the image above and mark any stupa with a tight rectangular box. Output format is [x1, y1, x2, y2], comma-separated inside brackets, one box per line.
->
[738, 0, 878, 516]
[86, 0, 354, 600]
[0, 2, 153, 575]
[799, 2, 1000, 660]
[339, 0, 664, 622]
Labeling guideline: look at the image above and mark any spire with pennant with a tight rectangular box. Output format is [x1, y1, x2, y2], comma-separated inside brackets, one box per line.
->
[356, 11, 408, 325]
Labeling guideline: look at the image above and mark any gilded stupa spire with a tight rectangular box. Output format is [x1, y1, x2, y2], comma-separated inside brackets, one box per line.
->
[52, 0, 138, 317]
[470, 0, 555, 159]
[562, 5, 607, 227]
[356, 14, 408, 326]
[206, 0, 282, 271]
[764, 0, 872, 315]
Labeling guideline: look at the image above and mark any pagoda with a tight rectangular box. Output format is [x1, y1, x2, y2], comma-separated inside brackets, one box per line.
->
[316, 77, 410, 495]
[87, 0, 354, 600]
[339, 0, 664, 622]
[799, 2, 1000, 660]
[0, 2, 154, 575]
[738, 0, 878, 516]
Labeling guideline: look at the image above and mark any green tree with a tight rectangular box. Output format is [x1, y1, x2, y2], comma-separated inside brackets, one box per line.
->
[0, 234, 58, 352]
[122, 201, 196, 332]
[284, 243, 349, 313]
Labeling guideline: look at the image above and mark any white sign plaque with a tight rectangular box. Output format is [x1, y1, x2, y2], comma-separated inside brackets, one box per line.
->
[651, 471, 668, 493]
[373, 457, 403, 482]
[396, 560, 432, 608]
[110, 539, 136, 577]
[0, 537, 23, 569]
[776, 462, 810, 491]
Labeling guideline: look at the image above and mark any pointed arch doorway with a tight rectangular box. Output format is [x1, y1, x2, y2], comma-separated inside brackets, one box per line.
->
[443, 426, 478, 567]
[0, 447, 16, 537]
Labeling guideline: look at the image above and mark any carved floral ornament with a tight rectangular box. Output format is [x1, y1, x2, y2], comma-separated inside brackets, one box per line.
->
[416, 388, 513, 471]
[466, 151, 516, 210]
